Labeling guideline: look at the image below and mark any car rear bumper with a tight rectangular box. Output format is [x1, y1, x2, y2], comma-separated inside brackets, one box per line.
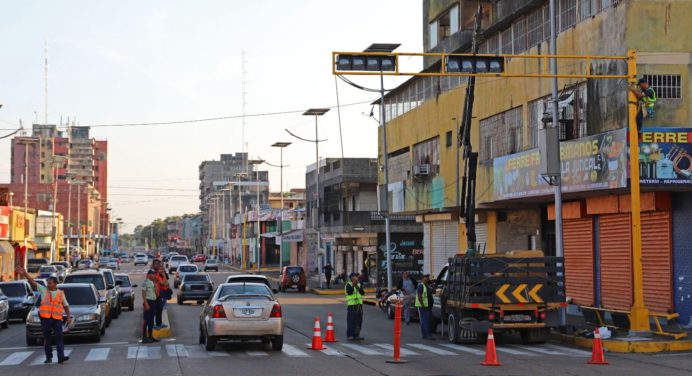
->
[207, 318, 283, 337]
[179, 291, 212, 300]
[27, 321, 100, 338]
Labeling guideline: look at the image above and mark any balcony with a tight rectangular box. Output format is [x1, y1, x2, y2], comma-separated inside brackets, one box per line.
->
[321, 211, 416, 228]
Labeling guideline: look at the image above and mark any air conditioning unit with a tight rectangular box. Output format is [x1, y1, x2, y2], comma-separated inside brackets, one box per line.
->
[413, 164, 430, 176]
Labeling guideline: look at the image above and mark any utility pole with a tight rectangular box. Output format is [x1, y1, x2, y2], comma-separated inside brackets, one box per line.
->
[272, 142, 291, 273]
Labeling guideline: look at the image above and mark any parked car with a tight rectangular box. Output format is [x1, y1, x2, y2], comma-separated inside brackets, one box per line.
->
[51, 261, 72, 274]
[119, 254, 131, 263]
[177, 273, 214, 305]
[51, 265, 68, 282]
[99, 268, 121, 318]
[225, 274, 273, 289]
[193, 254, 206, 263]
[78, 259, 97, 270]
[27, 258, 49, 273]
[168, 255, 190, 273]
[134, 253, 148, 266]
[37, 265, 59, 280]
[114, 274, 137, 311]
[63, 271, 114, 326]
[199, 282, 283, 351]
[0, 281, 36, 321]
[26, 283, 107, 344]
[203, 259, 219, 272]
[174, 264, 199, 288]
[0, 288, 9, 329]
[278, 266, 306, 292]
[101, 257, 119, 270]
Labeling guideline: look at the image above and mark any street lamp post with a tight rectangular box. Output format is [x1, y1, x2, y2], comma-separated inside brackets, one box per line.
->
[18, 138, 38, 269]
[271, 142, 292, 274]
[248, 159, 263, 272]
[301, 109, 329, 289]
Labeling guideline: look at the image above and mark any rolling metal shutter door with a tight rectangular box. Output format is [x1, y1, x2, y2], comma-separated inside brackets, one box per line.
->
[431, 221, 459, 276]
[641, 211, 672, 313]
[563, 218, 594, 306]
[423, 223, 431, 275]
[672, 193, 692, 325]
[599, 214, 632, 310]
[475, 223, 488, 254]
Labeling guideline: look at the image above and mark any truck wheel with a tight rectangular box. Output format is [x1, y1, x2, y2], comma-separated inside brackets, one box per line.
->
[386, 304, 395, 320]
[520, 328, 547, 344]
[447, 314, 459, 343]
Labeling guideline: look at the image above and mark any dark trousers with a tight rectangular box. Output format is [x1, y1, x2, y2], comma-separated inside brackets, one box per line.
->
[636, 109, 643, 131]
[142, 299, 156, 338]
[155, 297, 164, 326]
[346, 305, 363, 338]
[40, 318, 65, 360]
[418, 307, 432, 338]
[325, 274, 332, 289]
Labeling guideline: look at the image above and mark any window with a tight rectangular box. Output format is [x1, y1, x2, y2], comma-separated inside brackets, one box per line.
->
[598, 0, 613, 12]
[446, 131, 453, 148]
[479, 106, 524, 162]
[500, 28, 513, 54]
[579, 0, 594, 20]
[560, 0, 577, 31]
[449, 4, 459, 35]
[643, 74, 681, 99]
[527, 9, 543, 48]
[429, 21, 438, 48]
[528, 97, 549, 149]
[513, 17, 527, 54]
[486, 34, 500, 55]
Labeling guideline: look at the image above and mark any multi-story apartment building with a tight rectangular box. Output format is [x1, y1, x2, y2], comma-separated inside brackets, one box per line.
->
[380, 0, 692, 325]
[305, 158, 422, 285]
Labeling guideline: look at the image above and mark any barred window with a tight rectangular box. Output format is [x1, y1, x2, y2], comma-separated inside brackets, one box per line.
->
[579, 0, 594, 20]
[598, 0, 613, 12]
[643, 74, 682, 99]
[527, 97, 549, 149]
[560, 0, 577, 31]
[486, 34, 500, 55]
[527, 8, 543, 48]
[500, 28, 513, 54]
[513, 17, 527, 54]
[479, 106, 523, 162]
[542, 5, 551, 42]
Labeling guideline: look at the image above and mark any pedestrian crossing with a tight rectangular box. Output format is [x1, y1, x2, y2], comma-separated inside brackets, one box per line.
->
[0, 341, 592, 366]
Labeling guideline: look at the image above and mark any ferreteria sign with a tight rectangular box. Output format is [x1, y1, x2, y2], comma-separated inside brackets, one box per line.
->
[639, 128, 692, 185]
[493, 129, 627, 200]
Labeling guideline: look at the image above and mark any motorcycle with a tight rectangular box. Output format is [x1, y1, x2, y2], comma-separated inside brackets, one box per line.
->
[377, 288, 418, 320]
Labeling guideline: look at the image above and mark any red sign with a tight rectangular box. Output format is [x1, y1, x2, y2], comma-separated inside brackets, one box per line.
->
[0, 206, 9, 239]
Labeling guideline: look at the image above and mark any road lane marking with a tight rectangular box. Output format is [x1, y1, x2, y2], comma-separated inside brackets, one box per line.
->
[494, 346, 536, 356]
[0, 351, 33, 366]
[165, 345, 177, 357]
[245, 351, 268, 356]
[305, 344, 344, 356]
[543, 344, 592, 357]
[185, 345, 210, 358]
[127, 346, 138, 359]
[513, 345, 566, 356]
[407, 344, 456, 355]
[339, 343, 384, 355]
[440, 343, 486, 356]
[207, 350, 229, 357]
[85, 348, 110, 361]
[29, 349, 72, 365]
[282, 344, 310, 357]
[374, 344, 420, 356]
[165, 344, 190, 358]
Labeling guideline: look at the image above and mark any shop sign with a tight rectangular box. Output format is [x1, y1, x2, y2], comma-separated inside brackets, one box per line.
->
[0, 207, 9, 239]
[639, 128, 692, 185]
[376, 233, 424, 287]
[11, 210, 25, 241]
[493, 129, 627, 200]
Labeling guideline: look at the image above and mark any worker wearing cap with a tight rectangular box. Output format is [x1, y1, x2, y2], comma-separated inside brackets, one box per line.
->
[141, 270, 159, 343]
[416, 274, 435, 340]
[345, 272, 365, 340]
[630, 78, 656, 131]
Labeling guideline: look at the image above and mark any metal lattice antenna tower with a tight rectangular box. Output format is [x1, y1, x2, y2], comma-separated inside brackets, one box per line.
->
[44, 40, 48, 124]
[241, 49, 248, 173]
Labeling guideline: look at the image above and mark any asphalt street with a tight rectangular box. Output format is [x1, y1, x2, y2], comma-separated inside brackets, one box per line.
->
[0, 263, 690, 376]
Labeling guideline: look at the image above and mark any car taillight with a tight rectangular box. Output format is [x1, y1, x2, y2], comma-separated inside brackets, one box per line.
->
[499, 309, 504, 319]
[488, 312, 496, 320]
[534, 308, 539, 318]
[539, 312, 546, 320]
[270, 304, 282, 318]
[212, 304, 226, 318]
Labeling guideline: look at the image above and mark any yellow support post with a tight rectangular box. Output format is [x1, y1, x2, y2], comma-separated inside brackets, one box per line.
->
[212, 222, 217, 259]
[627, 49, 650, 332]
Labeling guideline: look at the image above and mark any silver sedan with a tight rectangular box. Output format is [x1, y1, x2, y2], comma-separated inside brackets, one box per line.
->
[199, 282, 283, 351]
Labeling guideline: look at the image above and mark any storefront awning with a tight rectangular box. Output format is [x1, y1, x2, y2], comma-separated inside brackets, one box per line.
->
[260, 232, 279, 238]
[0, 240, 13, 254]
[278, 229, 304, 243]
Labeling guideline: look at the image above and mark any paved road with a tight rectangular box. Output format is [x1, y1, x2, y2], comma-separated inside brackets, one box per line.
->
[0, 264, 690, 375]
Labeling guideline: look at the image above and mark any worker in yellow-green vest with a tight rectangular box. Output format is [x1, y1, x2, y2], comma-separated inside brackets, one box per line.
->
[630, 77, 656, 131]
[345, 272, 365, 341]
[416, 274, 435, 340]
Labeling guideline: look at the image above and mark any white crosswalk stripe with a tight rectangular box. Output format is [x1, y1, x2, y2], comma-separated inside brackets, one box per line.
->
[304, 344, 345, 356]
[543, 344, 592, 357]
[374, 344, 420, 356]
[407, 343, 456, 355]
[84, 348, 110, 362]
[282, 344, 310, 357]
[245, 351, 268, 357]
[127, 345, 161, 359]
[440, 343, 486, 356]
[0, 351, 33, 366]
[512, 345, 567, 356]
[29, 349, 73, 365]
[494, 346, 536, 356]
[339, 343, 384, 355]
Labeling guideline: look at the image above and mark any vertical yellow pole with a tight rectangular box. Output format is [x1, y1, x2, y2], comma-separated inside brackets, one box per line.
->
[242, 215, 247, 270]
[82, 225, 87, 258]
[212, 222, 217, 259]
[627, 49, 649, 331]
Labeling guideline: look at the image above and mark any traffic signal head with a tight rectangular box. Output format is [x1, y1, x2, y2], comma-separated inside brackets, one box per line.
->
[445, 55, 504, 74]
[336, 54, 396, 72]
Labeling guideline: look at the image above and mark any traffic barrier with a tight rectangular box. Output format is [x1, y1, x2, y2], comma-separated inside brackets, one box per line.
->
[588, 327, 608, 365]
[307, 316, 325, 350]
[480, 329, 502, 366]
[385, 300, 407, 364]
[324, 312, 337, 343]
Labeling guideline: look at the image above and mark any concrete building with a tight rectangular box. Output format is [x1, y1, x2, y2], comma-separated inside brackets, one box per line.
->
[269, 189, 305, 210]
[381, 0, 692, 324]
[305, 158, 421, 285]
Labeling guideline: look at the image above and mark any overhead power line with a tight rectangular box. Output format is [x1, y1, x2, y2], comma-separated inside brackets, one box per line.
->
[108, 186, 198, 191]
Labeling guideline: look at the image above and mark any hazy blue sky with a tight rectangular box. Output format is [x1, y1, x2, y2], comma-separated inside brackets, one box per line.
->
[0, 0, 422, 231]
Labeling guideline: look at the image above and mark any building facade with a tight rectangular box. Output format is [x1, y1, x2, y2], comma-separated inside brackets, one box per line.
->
[381, 0, 692, 324]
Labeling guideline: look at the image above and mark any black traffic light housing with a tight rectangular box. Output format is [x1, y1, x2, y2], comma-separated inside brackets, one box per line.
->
[336, 54, 396, 72]
[445, 55, 504, 74]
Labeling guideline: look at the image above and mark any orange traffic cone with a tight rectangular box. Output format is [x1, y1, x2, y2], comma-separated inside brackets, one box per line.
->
[324, 312, 337, 343]
[480, 329, 502, 366]
[307, 316, 325, 350]
[588, 328, 608, 365]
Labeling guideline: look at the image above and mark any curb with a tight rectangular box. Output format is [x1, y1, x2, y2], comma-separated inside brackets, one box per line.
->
[153, 309, 172, 339]
[552, 333, 692, 353]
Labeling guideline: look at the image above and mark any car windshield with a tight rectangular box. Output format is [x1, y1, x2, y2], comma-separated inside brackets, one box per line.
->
[54, 265, 65, 271]
[63, 287, 97, 305]
[172, 256, 187, 262]
[183, 274, 209, 282]
[28, 259, 47, 265]
[218, 284, 271, 299]
[206, 259, 218, 264]
[0, 283, 26, 297]
[39, 266, 57, 273]
[79, 260, 91, 264]
[115, 276, 131, 287]
[286, 267, 303, 274]
[101, 272, 115, 285]
[65, 275, 106, 290]
[179, 265, 197, 272]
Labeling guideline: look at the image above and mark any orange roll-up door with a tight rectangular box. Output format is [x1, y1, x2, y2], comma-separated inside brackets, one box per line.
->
[563, 218, 594, 306]
[598, 214, 632, 310]
[641, 211, 673, 313]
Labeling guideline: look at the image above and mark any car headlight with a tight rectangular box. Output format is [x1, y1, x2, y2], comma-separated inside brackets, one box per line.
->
[27, 314, 40, 323]
[76, 314, 99, 322]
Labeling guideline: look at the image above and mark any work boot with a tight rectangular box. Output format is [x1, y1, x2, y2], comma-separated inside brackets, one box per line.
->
[58, 356, 70, 364]
[142, 337, 154, 344]
[43, 358, 52, 364]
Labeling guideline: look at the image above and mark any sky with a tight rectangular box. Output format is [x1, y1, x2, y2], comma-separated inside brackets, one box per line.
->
[0, 0, 422, 232]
